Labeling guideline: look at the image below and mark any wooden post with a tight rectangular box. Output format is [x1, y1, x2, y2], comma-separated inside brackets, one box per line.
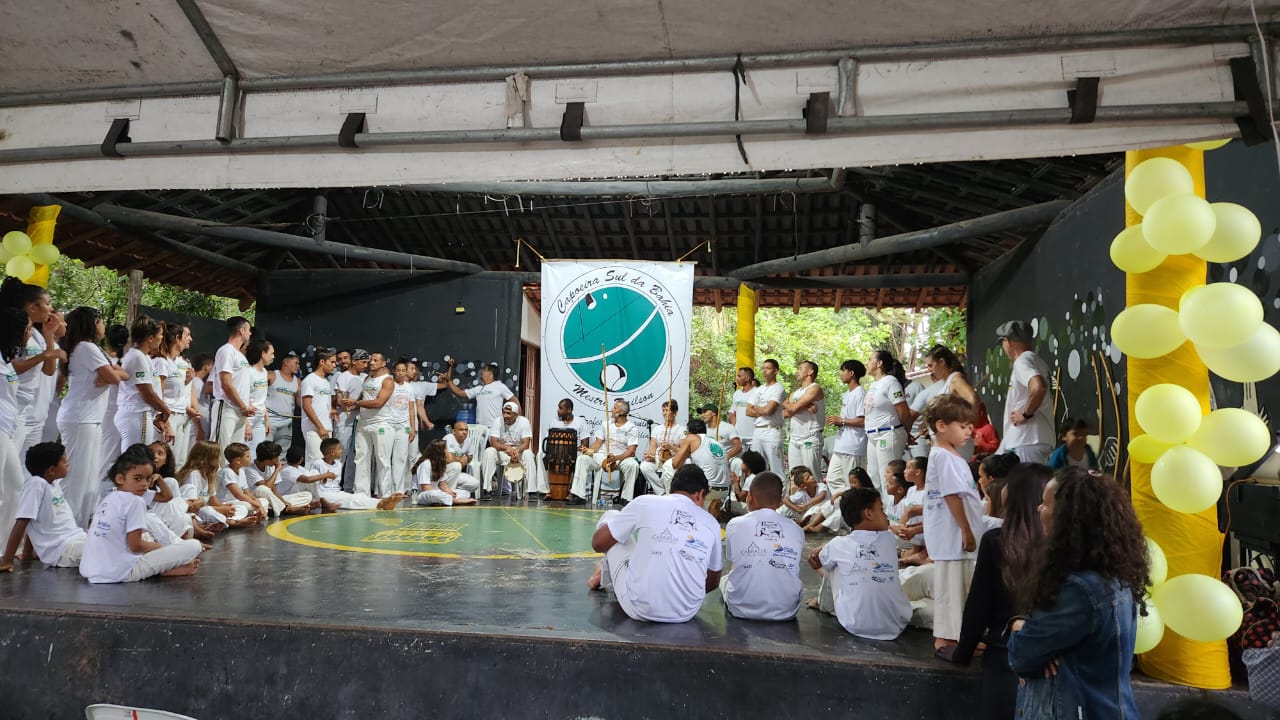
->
[126, 270, 144, 326]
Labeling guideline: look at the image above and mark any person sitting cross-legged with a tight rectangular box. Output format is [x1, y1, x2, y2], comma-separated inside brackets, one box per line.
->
[721, 471, 805, 621]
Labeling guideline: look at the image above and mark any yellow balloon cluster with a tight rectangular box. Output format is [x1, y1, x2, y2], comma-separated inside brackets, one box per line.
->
[1135, 539, 1242, 652]
[0, 230, 61, 283]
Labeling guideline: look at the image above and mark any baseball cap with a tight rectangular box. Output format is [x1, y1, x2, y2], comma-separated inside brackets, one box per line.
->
[351, 349, 371, 361]
[503, 401, 520, 412]
[697, 404, 720, 414]
[995, 320, 1034, 345]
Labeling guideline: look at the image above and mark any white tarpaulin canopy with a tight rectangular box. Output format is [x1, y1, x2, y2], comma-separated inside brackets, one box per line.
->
[0, 1, 1278, 191]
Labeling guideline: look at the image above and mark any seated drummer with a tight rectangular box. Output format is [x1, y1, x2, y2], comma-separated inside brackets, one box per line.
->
[535, 398, 588, 498]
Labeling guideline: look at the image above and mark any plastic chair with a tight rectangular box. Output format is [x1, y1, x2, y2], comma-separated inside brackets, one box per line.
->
[591, 466, 623, 506]
[86, 704, 199, 720]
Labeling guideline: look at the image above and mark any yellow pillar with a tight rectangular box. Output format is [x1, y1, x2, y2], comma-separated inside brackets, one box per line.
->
[735, 283, 756, 372]
[1125, 147, 1229, 689]
[24, 204, 61, 288]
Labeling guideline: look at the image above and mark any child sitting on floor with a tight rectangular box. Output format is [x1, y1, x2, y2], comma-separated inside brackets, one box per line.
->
[722, 472, 805, 620]
[411, 440, 477, 506]
[177, 441, 257, 529]
[779, 466, 826, 523]
[808, 486, 912, 640]
[147, 441, 207, 543]
[242, 441, 316, 517]
[0, 442, 87, 572]
[217, 443, 268, 521]
[1047, 417, 1099, 471]
[312, 438, 403, 510]
[80, 446, 202, 583]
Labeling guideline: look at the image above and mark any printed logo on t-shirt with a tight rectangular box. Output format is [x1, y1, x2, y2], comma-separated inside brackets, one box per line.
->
[51, 491, 67, 508]
[669, 509, 696, 533]
[652, 528, 678, 544]
[743, 541, 769, 558]
[891, 390, 903, 399]
[754, 520, 783, 540]
[135, 371, 147, 379]
[709, 441, 724, 459]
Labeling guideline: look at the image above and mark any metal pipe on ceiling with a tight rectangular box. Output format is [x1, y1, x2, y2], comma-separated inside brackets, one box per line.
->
[0, 101, 1251, 167]
[92, 204, 487, 274]
[753, 272, 969, 289]
[728, 199, 1069, 279]
[405, 170, 845, 197]
[0, 23, 1271, 108]
[18, 193, 263, 278]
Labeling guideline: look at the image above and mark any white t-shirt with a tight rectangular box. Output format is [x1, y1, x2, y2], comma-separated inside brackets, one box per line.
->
[731, 387, 756, 441]
[277, 465, 303, 495]
[15, 329, 46, 404]
[709, 421, 738, 448]
[832, 386, 868, 456]
[311, 459, 343, 493]
[267, 372, 300, 425]
[333, 370, 364, 429]
[923, 447, 986, 561]
[212, 342, 249, 402]
[649, 423, 687, 456]
[603, 494, 724, 623]
[242, 463, 274, 488]
[414, 459, 440, 489]
[491, 416, 533, 448]
[788, 384, 825, 443]
[215, 467, 246, 503]
[545, 416, 588, 449]
[594, 421, 639, 456]
[180, 470, 213, 503]
[446, 431, 478, 459]
[864, 376, 906, 431]
[155, 356, 188, 415]
[819, 529, 913, 640]
[723, 508, 805, 621]
[908, 379, 946, 437]
[410, 380, 438, 403]
[358, 373, 396, 425]
[690, 435, 729, 488]
[116, 347, 158, 414]
[57, 342, 111, 425]
[465, 380, 514, 429]
[388, 382, 414, 427]
[1003, 351, 1055, 449]
[300, 372, 334, 433]
[750, 383, 786, 442]
[16, 476, 87, 564]
[246, 366, 269, 419]
[80, 490, 149, 584]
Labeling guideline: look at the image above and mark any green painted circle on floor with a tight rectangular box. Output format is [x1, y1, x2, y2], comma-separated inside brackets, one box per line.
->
[267, 506, 606, 559]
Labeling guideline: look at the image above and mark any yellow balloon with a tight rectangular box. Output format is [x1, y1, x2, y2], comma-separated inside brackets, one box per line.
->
[1152, 446, 1222, 514]
[1178, 283, 1264, 350]
[1197, 323, 1280, 383]
[1109, 225, 1167, 274]
[1187, 408, 1272, 467]
[1145, 538, 1168, 588]
[0, 246, 10, 264]
[1154, 573, 1243, 643]
[1185, 139, 1231, 151]
[4, 255, 35, 281]
[28, 243, 60, 266]
[1142, 194, 1216, 255]
[1110, 304, 1185, 359]
[1135, 384, 1202, 443]
[1129, 434, 1175, 464]
[2, 230, 32, 256]
[1194, 203, 1261, 263]
[1125, 157, 1195, 215]
[1134, 601, 1165, 654]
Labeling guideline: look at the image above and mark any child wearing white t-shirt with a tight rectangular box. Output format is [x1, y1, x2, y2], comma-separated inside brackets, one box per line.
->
[242, 441, 316, 517]
[779, 466, 826, 523]
[411, 440, 477, 507]
[809, 486, 912, 640]
[217, 443, 268, 521]
[80, 446, 201, 583]
[311, 438, 402, 511]
[721, 471, 804, 621]
[921, 395, 986, 652]
[0, 442, 87, 571]
[176, 440, 257, 529]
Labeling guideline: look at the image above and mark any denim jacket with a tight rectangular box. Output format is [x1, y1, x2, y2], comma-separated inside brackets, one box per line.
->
[1007, 571, 1139, 720]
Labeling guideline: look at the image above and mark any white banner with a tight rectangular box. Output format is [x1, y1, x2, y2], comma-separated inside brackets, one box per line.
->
[539, 261, 694, 449]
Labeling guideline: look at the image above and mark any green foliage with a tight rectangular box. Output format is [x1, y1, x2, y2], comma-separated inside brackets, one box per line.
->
[688, 305, 967, 428]
[45, 258, 250, 325]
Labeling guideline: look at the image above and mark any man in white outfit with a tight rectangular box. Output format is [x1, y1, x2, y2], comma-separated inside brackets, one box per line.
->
[535, 398, 588, 498]
[445, 421, 480, 483]
[445, 362, 513, 472]
[728, 367, 758, 460]
[783, 360, 825, 477]
[211, 317, 254, 457]
[266, 351, 301, 451]
[744, 359, 786, 474]
[480, 401, 536, 498]
[825, 359, 868, 501]
[996, 320, 1055, 464]
[353, 352, 396, 497]
[387, 359, 418, 495]
[639, 400, 686, 496]
[332, 349, 369, 490]
[299, 351, 338, 466]
[698, 404, 742, 483]
[568, 399, 639, 506]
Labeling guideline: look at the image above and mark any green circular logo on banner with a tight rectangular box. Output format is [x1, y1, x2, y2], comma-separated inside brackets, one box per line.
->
[562, 286, 667, 393]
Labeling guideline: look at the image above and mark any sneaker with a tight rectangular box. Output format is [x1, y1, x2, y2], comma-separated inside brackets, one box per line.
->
[566, 495, 587, 506]
[480, 490, 494, 501]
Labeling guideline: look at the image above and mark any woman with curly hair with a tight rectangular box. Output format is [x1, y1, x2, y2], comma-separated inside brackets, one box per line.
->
[1007, 466, 1148, 719]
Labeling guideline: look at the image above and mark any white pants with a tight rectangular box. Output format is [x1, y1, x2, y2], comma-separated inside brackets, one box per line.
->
[54, 539, 85, 568]
[824, 451, 864, 498]
[414, 487, 472, 506]
[197, 502, 247, 526]
[532, 451, 553, 495]
[152, 479, 193, 539]
[114, 410, 154, 452]
[640, 459, 675, 495]
[302, 430, 326, 467]
[354, 422, 394, 496]
[0, 431, 24, 547]
[570, 453, 639, 500]
[444, 460, 479, 485]
[480, 447, 536, 494]
[97, 413, 121, 493]
[20, 399, 53, 458]
[169, 413, 192, 470]
[57, 422, 102, 529]
[595, 510, 644, 621]
[250, 416, 267, 451]
[253, 485, 311, 516]
[788, 436, 823, 477]
[932, 558, 976, 641]
[319, 488, 380, 510]
[389, 426, 412, 494]
[866, 427, 907, 493]
[751, 436, 784, 475]
[212, 400, 247, 460]
[1010, 443, 1052, 465]
[124, 538, 202, 582]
